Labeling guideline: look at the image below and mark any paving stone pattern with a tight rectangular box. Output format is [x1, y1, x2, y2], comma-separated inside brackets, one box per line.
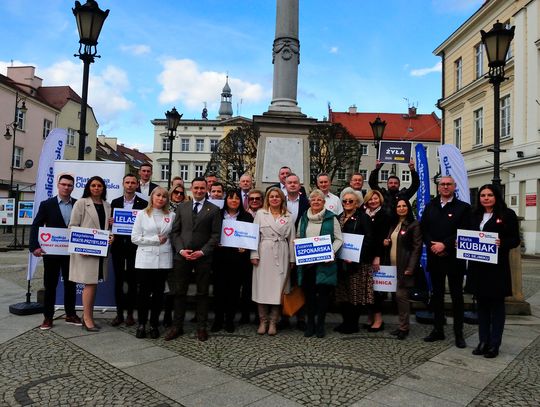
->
[0, 329, 183, 407]
[120, 322, 476, 407]
[468, 335, 540, 407]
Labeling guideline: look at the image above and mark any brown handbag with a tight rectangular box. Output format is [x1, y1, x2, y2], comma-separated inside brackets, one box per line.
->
[281, 285, 305, 317]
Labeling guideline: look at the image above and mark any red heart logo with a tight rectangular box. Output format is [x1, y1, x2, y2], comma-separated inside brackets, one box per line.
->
[40, 233, 51, 242]
[479, 232, 485, 238]
[224, 227, 234, 236]
[164, 218, 170, 223]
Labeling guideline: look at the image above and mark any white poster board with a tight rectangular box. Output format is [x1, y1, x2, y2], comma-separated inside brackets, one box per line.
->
[112, 208, 140, 235]
[68, 226, 110, 257]
[338, 233, 364, 263]
[294, 235, 334, 266]
[373, 265, 397, 292]
[38, 227, 69, 255]
[18, 201, 35, 225]
[208, 199, 224, 209]
[0, 198, 15, 226]
[220, 219, 259, 250]
[457, 229, 498, 264]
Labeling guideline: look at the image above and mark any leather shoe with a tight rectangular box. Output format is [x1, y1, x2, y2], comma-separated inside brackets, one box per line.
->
[225, 321, 235, 333]
[196, 328, 209, 342]
[210, 321, 223, 332]
[296, 320, 307, 331]
[164, 327, 183, 341]
[367, 322, 385, 332]
[423, 329, 445, 342]
[149, 327, 160, 339]
[239, 314, 251, 325]
[472, 342, 489, 356]
[455, 335, 467, 349]
[111, 316, 124, 327]
[125, 314, 136, 327]
[484, 347, 499, 358]
[135, 325, 146, 339]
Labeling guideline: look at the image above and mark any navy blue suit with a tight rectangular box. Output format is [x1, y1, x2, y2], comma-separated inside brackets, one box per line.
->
[29, 196, 77, 320]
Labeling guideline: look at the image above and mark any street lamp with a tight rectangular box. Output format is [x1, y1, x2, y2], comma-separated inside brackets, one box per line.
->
[73, 0, 109, 160]
[370, 115, 387, 159]
[165, 107, 182, 189]
[481, 21, 515, 188]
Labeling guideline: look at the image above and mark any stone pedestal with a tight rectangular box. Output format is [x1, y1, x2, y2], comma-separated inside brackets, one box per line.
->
[505, 247, 531, 315]
[253, 113, 317, 191]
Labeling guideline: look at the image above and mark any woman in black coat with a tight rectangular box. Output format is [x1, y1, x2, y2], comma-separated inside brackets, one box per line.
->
[211, 189, 254, 333]
[468, 185, 520, 358]
[382, 199, 422, 340]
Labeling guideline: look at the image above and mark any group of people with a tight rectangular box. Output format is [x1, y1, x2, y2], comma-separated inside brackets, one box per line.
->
[30, 160, 520, 357]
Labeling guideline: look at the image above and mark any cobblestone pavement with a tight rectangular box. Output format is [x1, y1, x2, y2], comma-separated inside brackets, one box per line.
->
[468, 335, 540, 407]
[0, 329, 184, 407]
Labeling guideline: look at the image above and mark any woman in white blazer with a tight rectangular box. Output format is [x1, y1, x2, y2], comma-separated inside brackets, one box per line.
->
[131, 186, 175, 339]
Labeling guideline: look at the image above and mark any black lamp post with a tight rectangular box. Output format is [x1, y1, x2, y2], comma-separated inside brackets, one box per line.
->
[481, 21, 515, 188]
[73, 0, 109, 160]
[165, 107, 182, 189]
[370, 116, 387, 160]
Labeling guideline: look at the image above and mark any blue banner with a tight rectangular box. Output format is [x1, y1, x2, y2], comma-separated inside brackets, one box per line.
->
[415, 144, 431, 292]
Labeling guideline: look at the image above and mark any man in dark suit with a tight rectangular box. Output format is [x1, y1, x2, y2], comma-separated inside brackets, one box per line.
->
[166, 177, 222, 342]
[110, 174, 148, 327]
[136, 162, 159, 199]
[29, 174, 80, 330]
[267, 166, 307, 196]
[368, 159, 419, 211]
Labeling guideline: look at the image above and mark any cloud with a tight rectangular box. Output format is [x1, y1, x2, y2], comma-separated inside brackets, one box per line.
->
[40, 60, 133, 121]
[157, 58, 266, 109]
[0, 60, 36, 75]
[330, 47, 339, 54]
[410, 62, 442, 77]
[120, 44, 151, 56]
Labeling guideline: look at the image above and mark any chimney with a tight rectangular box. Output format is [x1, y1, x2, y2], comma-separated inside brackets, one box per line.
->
[408, 106, 417, 118]
[348, 105, 357, 114]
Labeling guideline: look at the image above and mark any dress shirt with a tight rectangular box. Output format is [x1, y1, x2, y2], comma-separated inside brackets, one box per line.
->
[324, 191, 343, 215]
[139, 182, 150, 198]
[286, 194, 300, 224]
[123, 195, 135, 210]
[193, 199, 205, 213]
[57, 196, 73, 226]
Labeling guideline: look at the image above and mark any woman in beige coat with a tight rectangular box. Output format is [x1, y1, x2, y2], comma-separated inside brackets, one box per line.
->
[69, 176, 111, 331]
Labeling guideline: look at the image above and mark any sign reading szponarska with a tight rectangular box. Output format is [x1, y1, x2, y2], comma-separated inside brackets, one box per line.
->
[294, 235, 334, 266]
[378, 141, 412, 164]
[456, 229, 498, 264]
[68, 226, 110, 257]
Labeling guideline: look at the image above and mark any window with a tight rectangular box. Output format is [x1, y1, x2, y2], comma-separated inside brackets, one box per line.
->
[474, 108, 483, 146]
[67, 128, 76, 146]
[162, 137, 171, 151]
[179, 164, 189, 181]
[194, 164, 204, 178]
[210, 139, 219, 152]
[475, 44, 484, 79]
[455, 58, 462, 91]
[359, 169, 368, 180]
[16, 109, 25, 130]
[454, 118, 462, 150]
[160, 164, 169, 181]
[337, 168, 346, 181]
[380, 170, 389, 182]
[181, 138, 190, 152]
[401, 170, 411, 182]
[13, 147, 23, 168]
[196, 138, 204, 152]
[500, 95, 511, 139]
[43, 119, 52, 139]
[360, 144, 368, 155]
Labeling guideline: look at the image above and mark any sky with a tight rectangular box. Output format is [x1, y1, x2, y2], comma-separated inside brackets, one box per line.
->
[0, 0, 484, 153]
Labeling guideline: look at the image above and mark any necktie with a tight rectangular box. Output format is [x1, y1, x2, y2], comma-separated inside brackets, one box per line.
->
[193, 202, 200, 214]
[243, 193, 248, 210]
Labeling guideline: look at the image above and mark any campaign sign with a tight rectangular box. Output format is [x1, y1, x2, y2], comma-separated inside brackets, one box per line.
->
[68, 226, 110, 257]
[220, 219, 259, 250]
[457, 229, 498, 264]
[338, 233, 364, 263]
[378, 141, 412, 164]
[208, 198, 224, 209]
[38, 227, 69, 255]
[294, 235, 334, 266]
[373, 265, 397, 292]
[112, 208, 139, 235]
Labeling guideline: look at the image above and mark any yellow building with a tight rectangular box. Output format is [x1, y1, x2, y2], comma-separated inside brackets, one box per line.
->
[434, 0, 540, 254]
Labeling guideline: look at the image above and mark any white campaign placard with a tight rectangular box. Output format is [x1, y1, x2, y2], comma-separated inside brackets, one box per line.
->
[338, 233, 364, 263]
[220, 219, 260, 250]
[208, 198, 224, 209]
[112, 208, 140, 235]
[373, 265, 397, 292]
[38, 227, 69, 255]
[68, 226, 110, 257]
[457, 229, 498, 264]
[294, 235, 334, 266]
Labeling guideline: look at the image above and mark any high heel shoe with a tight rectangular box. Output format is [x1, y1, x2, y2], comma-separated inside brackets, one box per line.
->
[82, 319, 101, 332]
[367, 322, 385, 332]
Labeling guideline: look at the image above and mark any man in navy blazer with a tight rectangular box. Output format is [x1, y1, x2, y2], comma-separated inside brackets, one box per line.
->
[166, 176, 222, 342]
[267, 166, 307, 197]
[135, 163, 159, 199]
[110, 174, 148, 327]
[29, 174, 80, 330]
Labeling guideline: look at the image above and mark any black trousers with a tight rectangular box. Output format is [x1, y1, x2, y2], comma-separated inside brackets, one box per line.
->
[213, 265, 242, 323]
[136, 268, 168, 327]
[169, 257, 212, 329]
[239, 265, 253, 318]
[428, 255, 465, 333]
[301, 267, 332, 326]
[477, 297, 506, 349]
[43, 256, 76, 320]
[112, 245, 137, 317]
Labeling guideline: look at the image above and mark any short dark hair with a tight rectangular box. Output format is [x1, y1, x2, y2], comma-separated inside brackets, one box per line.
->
[205, 172, 217, 178]
[139, 163, 152, 170]
[211, 182, 224, 191]
[388, 175, 400, 184]
[191, 176, 207, 185]
[123, 173, 137, 181]
[58, 174, 74, 183]
[82, 176, 107, 200]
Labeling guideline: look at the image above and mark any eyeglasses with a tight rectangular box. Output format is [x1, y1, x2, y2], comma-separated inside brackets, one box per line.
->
[249, 197, 262, 201]
[342, 199, 355, 204]
[439, 183, 454, 187]
[172, 190, 185, 195]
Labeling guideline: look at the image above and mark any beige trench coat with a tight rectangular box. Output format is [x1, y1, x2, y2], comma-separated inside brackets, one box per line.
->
[68, 197, 111, 284]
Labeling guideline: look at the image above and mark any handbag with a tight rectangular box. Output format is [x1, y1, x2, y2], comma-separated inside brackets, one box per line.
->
[281, 285, 305, 317]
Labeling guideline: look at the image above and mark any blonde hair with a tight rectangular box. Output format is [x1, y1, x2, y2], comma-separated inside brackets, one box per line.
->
[363, 190, 384, 206]
[145, 186, 170, 215]
[264, 187, 288, 215]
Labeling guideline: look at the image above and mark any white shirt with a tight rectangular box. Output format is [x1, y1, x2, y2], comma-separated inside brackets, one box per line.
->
[286, 194, 300, 224]
[139, 181, 151, 198]
[193, 199, 205, 213]
[324, 191, 343, 215]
